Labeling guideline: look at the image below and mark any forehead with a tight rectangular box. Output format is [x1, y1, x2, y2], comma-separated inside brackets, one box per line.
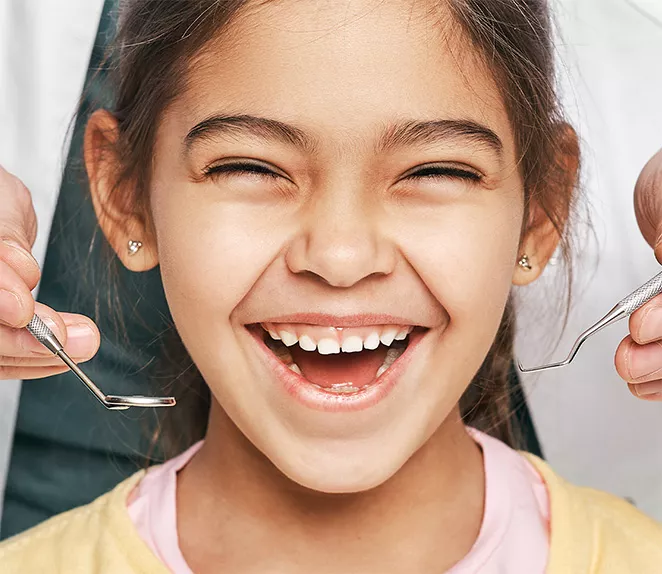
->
[169, 0, 515, 156]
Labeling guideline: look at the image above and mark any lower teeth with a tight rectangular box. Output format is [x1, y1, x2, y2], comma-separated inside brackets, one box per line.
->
[375, 346, 405, 377]
[286, 345, 406, 392]
[325, 382, 361, 394]
[287, 363, 361, 394]
[270, 343, 294, 363]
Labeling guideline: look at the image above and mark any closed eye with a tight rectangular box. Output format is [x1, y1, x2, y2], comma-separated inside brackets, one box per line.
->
[403, 165, 482, 182]
[203, 161, 283, 180]
[202, 161, 482, 184]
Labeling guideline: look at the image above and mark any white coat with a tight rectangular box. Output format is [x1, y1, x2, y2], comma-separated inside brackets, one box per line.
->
[0, 0, 105, 521]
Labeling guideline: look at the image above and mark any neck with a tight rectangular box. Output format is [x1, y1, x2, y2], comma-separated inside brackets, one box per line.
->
[177, 404, 485, 574]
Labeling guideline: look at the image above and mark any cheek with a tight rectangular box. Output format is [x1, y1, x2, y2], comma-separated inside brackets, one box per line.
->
[398, 194, 522, 292]
[148, 180, 293, 338]
[394, 193, 522, 372]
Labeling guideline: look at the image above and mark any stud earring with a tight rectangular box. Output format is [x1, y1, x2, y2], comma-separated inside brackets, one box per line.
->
[518, 254, 532, 271]
[127, 239, 143, 256]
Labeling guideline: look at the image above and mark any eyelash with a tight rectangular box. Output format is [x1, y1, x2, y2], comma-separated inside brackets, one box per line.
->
[202, 162, 482, 183]
[203, 162, 282, 180]
[404, 165, 482, 182]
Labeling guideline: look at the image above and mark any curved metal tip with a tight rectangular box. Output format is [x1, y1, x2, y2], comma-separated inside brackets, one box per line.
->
[517, 359, 569, 374]
[103, 395, 177, 409]
[517, 303, 631, 375]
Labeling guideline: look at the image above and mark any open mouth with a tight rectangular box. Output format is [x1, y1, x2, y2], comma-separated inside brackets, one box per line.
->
[248, 322, 425, 396]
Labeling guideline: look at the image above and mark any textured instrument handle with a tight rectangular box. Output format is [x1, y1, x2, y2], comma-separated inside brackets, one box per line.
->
[26, 315, 53, 341]
[25, 314, 63, 354]
[616, 270, 662, 315]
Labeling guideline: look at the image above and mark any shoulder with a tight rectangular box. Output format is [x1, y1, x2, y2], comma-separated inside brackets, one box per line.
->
[523, 454, 662, 573]
[0, 470, 167, 574]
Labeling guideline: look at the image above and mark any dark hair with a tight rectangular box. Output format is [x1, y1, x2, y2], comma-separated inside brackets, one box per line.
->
[94, 0, 579, 455]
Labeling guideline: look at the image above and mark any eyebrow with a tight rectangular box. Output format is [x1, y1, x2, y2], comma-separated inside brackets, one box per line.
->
[376, 119, 503, 157]
[183, 114, 504, 158]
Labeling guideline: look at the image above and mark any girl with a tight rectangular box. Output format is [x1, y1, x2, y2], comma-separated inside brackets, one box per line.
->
[2, 0, 661, 572]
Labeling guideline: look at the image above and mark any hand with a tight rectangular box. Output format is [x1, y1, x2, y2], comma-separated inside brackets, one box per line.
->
[0, 165, 100, 380]
[615, 148, 662, 400]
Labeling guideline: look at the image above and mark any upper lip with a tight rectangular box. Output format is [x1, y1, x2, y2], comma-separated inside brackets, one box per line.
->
[250, 313, 427, 328]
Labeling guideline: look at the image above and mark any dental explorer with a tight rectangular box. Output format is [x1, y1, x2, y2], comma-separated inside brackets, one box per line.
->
[25, 314, 176, 410]
[518, 269, 662, 374]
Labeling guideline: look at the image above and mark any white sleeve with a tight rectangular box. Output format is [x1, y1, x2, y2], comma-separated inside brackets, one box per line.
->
[0, 0, 104, 527]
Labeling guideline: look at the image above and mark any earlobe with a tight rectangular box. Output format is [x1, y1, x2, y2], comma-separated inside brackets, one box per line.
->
[121, 236, 157, 272]
[513, 122, 580, 287]
[512, 250, 545, 286]
[517, 254, 533, 271]
[84, 109, 159, 272]
[512, 208, 561, 286]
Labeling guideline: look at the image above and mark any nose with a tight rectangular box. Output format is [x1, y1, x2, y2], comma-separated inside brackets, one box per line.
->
[285, 184, 397, 288]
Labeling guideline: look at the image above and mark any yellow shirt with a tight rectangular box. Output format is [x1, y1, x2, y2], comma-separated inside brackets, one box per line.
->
[1, 454, 661, 573]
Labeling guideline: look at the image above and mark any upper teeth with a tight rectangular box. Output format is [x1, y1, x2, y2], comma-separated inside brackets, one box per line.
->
[261, 323, 414, 355]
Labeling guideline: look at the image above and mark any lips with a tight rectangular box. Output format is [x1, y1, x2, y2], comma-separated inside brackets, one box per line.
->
[245, 323, 428, 412]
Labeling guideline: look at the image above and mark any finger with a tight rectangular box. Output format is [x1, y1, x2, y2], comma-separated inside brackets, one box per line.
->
[0, 312, 99, 359]
[0, 166, 41, 291]
[0, 239, 40, 291]
[31, 301, 68, 341]
[31, 302, 100, 357]
[628, 293, 662, 345]
[633, 148, 662, 262]
[615, 335, 662, 383]
[628, 380, 662, 401]
[0, 364, 72, 381]
[0, 351, 95, 368]
[0, 259, 35, 327]
[0, 165, 38, 252]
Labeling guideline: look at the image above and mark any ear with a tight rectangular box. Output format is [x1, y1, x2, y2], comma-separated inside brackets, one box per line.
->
[84, 109, 159, 272]
[513, 123, 580, 286]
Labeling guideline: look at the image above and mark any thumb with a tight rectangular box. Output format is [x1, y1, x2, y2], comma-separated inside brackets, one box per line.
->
[634, 148, 662, 263]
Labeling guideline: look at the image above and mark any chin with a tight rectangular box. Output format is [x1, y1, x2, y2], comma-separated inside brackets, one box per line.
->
[263, 433, 417, 494]
[279, 457, 403, 494]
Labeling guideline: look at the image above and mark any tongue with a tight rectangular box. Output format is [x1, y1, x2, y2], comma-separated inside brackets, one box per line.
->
[289, 346, 389, 388]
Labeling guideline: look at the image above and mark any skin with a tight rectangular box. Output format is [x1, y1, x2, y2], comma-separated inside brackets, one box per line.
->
[2, 16, 660, 409]
[0, 0, 659, 564]
[12, 0, 573, 572]
[616, 148, 662, 401]
[0, 165, 100, 379]
[83, 2, 574, 572]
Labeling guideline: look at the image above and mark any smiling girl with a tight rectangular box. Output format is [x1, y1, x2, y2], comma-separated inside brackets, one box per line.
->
[1, 0, 662, 572]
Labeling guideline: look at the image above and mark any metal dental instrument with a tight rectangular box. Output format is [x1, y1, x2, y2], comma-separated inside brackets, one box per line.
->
[26, 314, 176, 410]
[518, 270, 662, 374]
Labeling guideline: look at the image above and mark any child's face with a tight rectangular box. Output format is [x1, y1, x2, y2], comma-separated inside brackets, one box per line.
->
[94, 0, 548, 492]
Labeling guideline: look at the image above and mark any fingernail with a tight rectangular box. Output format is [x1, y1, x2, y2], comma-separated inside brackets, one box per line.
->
[627, 340, 662, 380]
[0, 289, 23, 327]
[639, 306, 662, 343]
[65, 323, 96, 357]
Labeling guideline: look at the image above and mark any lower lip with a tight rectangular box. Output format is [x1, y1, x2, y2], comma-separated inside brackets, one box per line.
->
[247, 326, 428, 412]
